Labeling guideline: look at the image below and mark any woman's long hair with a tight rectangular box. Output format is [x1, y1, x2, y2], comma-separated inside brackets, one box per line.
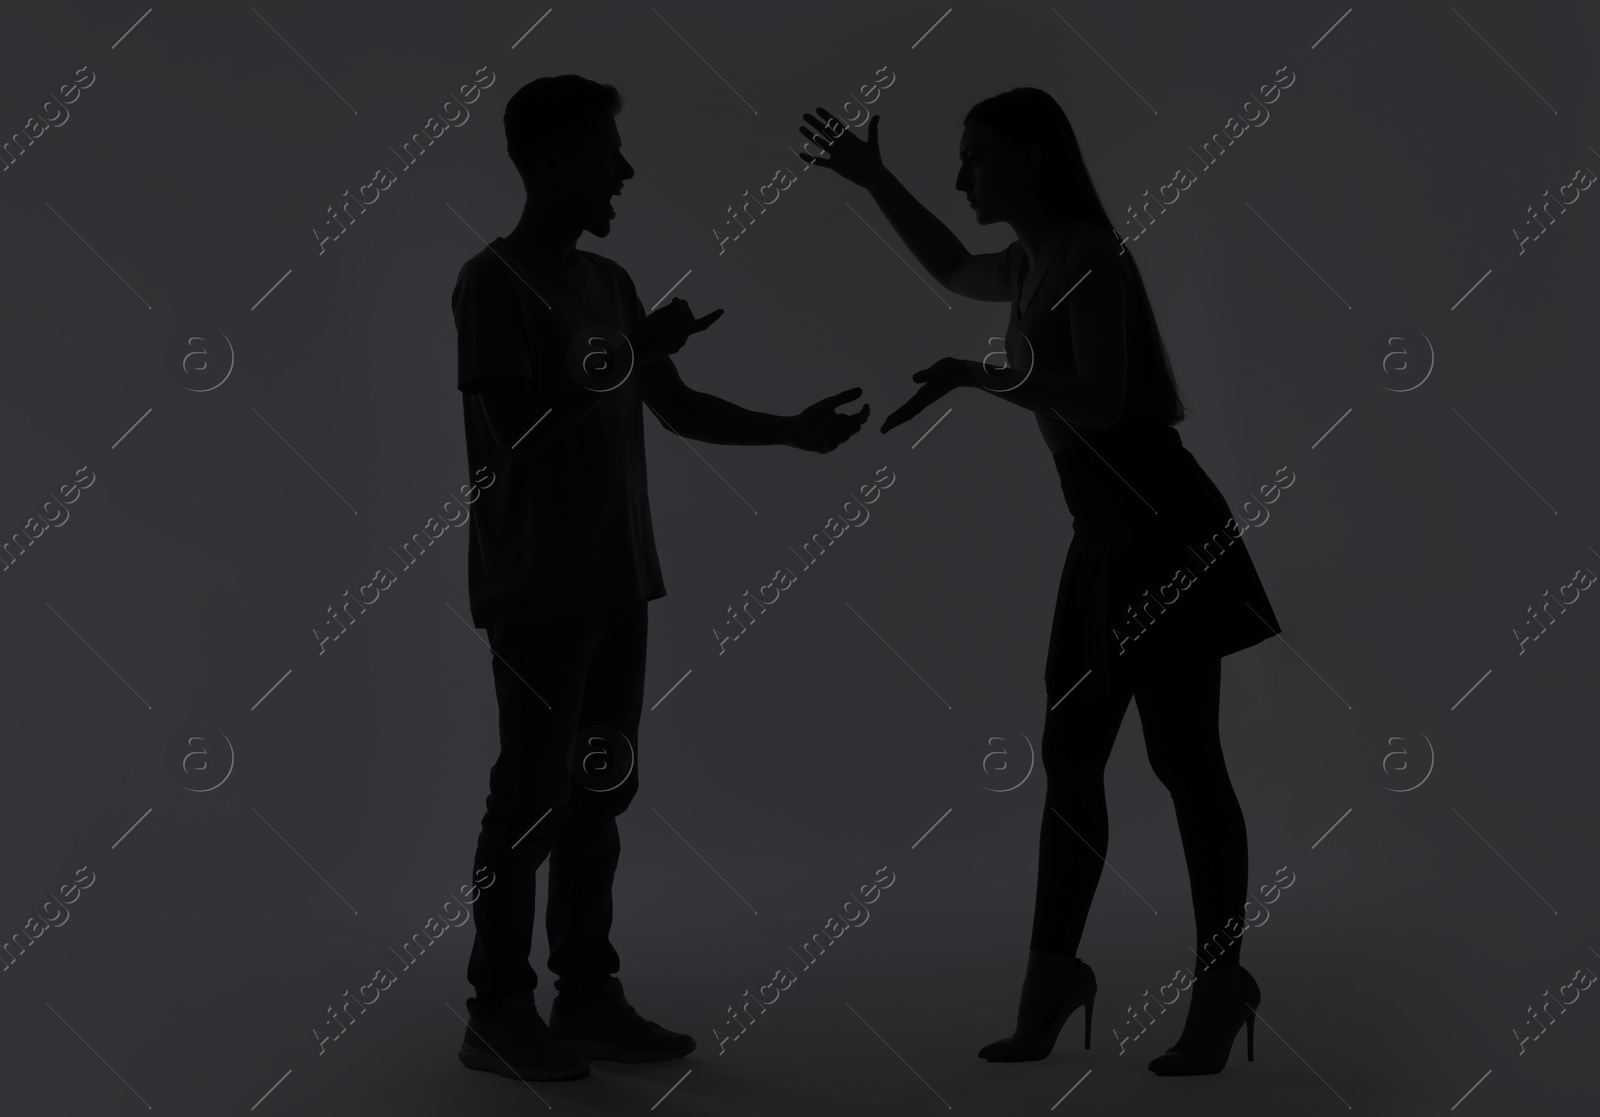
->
[964, 87, 1189, 424]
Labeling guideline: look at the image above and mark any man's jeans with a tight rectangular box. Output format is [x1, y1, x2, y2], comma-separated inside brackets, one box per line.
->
[466, 599, 647, 1013]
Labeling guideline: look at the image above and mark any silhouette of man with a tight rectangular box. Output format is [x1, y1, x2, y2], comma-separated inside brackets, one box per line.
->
[452, 74, 868, 1081]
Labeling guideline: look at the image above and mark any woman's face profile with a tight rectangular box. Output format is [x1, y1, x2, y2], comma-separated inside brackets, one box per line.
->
[956, 120, 1037, 225]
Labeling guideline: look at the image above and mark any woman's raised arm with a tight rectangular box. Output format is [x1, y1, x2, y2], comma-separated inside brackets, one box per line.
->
[799, 109, 1010, 301]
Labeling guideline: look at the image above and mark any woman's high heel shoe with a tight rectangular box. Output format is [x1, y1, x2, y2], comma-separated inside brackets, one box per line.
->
[1146, 965, 1260, 1076]
[978, 951, 1096, 1062]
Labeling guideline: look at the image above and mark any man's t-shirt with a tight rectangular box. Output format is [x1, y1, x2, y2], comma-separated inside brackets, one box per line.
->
[452, 237, 666, 628]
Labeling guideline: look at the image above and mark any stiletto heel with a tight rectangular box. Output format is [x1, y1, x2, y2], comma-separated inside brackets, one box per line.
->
[1147, 966, 1261, 1076]
[978, 952, 1097, 1062]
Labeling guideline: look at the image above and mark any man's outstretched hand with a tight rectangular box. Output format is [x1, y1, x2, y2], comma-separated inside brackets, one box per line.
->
[786, 387, 870, 453]
[634, 298, 724, 365]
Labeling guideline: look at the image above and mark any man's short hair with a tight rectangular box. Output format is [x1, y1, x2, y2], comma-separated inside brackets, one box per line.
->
[504, 74, 623, 183]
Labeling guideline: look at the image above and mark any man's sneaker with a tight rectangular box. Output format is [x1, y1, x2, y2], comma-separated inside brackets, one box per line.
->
[547, 976, 696, 1062]
[458, 989, 591, 1081]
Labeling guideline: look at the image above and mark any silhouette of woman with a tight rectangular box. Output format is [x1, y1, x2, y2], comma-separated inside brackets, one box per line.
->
[799, 87, 1282, 1076]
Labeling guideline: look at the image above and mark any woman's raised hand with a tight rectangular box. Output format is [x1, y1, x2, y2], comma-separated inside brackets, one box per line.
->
[798, 108, 884, 188]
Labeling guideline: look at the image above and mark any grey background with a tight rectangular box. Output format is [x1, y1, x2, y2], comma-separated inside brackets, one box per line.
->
[1, 1, 1596, 1113]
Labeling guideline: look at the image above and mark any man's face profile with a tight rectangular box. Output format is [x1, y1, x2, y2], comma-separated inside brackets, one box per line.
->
[536, 112, 633, 239]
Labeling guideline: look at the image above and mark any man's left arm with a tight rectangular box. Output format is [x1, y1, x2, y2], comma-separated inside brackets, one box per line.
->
[638, 357, 796, 446]
[619, 268, 865, 452]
